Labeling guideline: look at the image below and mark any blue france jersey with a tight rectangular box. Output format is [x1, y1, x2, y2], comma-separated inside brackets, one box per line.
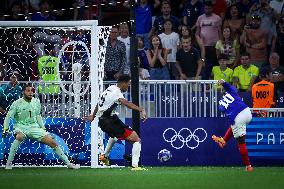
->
[218, 82, 248, 124]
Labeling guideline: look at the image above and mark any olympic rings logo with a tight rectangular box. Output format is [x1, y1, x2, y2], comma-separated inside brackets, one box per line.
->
[163, 128, 207, 150]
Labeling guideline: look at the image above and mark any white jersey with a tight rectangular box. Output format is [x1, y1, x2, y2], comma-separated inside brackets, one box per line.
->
[158, 32, 180, 62]
[96, 85, 125, 118]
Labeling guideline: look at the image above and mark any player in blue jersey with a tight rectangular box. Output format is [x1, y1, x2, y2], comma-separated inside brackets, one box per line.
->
[212, 79, 253, 172]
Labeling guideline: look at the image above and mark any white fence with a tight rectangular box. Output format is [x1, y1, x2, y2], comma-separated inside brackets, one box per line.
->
[1, 80, 283, 118]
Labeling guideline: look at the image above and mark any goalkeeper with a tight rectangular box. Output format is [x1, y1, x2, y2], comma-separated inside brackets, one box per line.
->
[2, 84, 79, 169]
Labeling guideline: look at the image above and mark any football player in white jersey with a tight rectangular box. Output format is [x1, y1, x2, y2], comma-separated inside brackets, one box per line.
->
[84, 75, 147, 170]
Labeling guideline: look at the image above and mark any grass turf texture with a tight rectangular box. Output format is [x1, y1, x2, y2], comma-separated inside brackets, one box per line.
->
[0, 167, 283, 189]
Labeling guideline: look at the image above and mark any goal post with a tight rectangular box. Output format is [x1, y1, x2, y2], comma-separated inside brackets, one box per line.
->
[0, 20, 103, 168]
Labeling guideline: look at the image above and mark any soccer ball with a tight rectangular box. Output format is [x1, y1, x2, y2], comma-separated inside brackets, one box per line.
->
[158, 149, 172, 162]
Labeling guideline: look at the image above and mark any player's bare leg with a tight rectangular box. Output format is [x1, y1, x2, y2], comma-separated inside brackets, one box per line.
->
[41, 135, 80, 169]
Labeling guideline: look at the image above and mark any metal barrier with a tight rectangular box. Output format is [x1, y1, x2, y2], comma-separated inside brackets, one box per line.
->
[1, 80, 283, 118]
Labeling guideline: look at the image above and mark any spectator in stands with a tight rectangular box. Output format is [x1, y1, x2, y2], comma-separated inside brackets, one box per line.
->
[180, 25, 205, 64]
[232, 52, 259, 92]
[4, 1, 26, 21]
[0, 31, 37, 81]
[118, 23, 131, 75]
[195, 0, 222, 79]
[31, 0, 57, 21]
[1, 71, 22, 111]
[223, 4, 245, 41]
[176, 36, 202, 80]
[211, 53, 233, 84]
[168, 0, 187, 19]
[137, 36, 150, 80]
[211, 0, 228, 20]
[240, 14, 268, 68]
[215, 26, 240, 68]
[134, 0, 155, 49]
[237, 0, 257, 19]
[158, 19, 180, 79]
[150, 0, 181, 36]
[261, 52, 284, 93]
[182, 0, 204, 29]
[104, 26, 126, 81]
[146, 35, 170, 80]
[275, 17, 284, 67]
[270, 0, 284, 19]
[250, 0, 277, 57]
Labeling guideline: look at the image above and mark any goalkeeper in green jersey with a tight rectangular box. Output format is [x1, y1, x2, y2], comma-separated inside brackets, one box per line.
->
[2, 84, 80, 169]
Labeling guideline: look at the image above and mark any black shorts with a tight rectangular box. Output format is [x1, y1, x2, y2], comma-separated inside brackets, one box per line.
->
[99, 115, 133, 139]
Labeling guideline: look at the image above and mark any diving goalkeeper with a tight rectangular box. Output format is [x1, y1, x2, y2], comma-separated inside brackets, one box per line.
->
[2, 84, 79, 169]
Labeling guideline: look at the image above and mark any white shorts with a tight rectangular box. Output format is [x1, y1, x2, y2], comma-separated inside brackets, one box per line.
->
[231, 107, 252, 138]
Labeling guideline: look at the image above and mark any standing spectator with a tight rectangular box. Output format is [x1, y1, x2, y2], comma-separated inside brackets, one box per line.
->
[211, 0, 228, 20]
[137, 36, 150, 80]
[135, 0, 155, 49]
[150, 0, 181, 36]
[232, 52, 259, 92]
[195, 0, 222, 79]
[176, 36, 202, 80]
[158, 19, 180, 79]
[261, 52, 284, 93]
[182, 0, 204, 28]
[211, 53, 233, 84]
[104, 26, 126, 81]
[215, 27, 240, 68]
[275, 17, 284, 67]
[168, 0, 186, 18]
[146, 35, 169, 80]
[240, 14, 268, 68]
[237, 0, 257, 19]
[118, 23, 131, 75]
[223, 4, 245, 41]
[250, 0, 277, 56]
[31, 0, 57, 21]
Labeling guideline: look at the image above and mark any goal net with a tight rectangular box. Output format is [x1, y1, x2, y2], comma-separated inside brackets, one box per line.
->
[0, 21, 109, 168]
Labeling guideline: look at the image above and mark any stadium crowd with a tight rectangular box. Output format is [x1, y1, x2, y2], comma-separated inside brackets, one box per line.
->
[0, 0, 283, 104]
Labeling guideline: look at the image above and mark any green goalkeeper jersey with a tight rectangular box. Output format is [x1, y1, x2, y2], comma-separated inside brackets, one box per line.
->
[4, 97, 43, 130]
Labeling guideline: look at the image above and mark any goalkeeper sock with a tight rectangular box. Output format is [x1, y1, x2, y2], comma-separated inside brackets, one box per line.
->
[53, 146, 70, 165]
[238, 143, 251, 166]
[131, 142, 141, 167]
[223, 127, 233, 142]
[104, 137, 118, 157]
[7, 139, 22, 163]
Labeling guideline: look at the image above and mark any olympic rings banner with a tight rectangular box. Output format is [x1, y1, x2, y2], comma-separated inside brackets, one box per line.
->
[126, 118, 284, 166]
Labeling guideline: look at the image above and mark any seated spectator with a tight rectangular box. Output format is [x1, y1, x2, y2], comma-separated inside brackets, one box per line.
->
[137, 36, 150, 80]
[146, 35, 170, 80]
[261, 52, 284, 93]
[240, 14, 268, 68]
[118, 23, 130, 75]
[211, 54, 233, 84]
[158, 19, 180, 79]
[215, 27, 240, 68]
[232, 52, 259, 92]
[176, 36, 202, 80]
[31, 0, 57, 21]
[5, 1, 26, 21]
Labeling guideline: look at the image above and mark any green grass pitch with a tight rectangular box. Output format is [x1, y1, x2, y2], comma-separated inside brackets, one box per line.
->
[0, 167, 283, 189]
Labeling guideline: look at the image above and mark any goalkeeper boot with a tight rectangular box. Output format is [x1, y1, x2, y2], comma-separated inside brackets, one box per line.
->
[67, 163, 80, 169]
[212, 135, 226, 148]
[99, 154, 110, 166]
[5, 162, 12, 170]
[246, 165, 253, 172]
